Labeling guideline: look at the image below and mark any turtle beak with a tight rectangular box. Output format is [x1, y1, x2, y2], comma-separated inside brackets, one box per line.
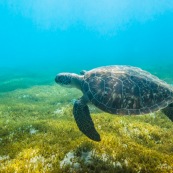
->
[55, 75, 59, 83]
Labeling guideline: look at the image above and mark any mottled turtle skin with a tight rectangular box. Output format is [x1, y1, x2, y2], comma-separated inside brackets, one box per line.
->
[55, 65, 173, 141]
[82, 66, 173, 115]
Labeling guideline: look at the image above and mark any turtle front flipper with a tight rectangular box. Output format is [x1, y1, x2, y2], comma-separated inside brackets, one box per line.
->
[73, 98, 101, 141]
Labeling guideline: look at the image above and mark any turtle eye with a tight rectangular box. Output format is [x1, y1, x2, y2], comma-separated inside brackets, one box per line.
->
[62, 76, 71, 85]
[55, 75, 71, 85]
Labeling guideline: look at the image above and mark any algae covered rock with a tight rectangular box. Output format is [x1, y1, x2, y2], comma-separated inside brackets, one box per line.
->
[0, 69, 173, 173]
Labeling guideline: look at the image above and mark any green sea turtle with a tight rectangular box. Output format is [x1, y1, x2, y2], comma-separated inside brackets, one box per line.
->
[55, 65, 173, 141]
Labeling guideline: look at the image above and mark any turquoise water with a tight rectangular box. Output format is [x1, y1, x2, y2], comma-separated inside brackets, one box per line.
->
[0, 1, 173, 173]
[0, 1, 173, 70]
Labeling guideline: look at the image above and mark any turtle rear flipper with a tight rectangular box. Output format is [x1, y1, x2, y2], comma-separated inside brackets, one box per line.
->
[162, 103, 173, 121]
[73, 98, 101, 141]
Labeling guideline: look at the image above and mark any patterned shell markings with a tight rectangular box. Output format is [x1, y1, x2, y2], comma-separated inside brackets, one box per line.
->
[81, 66, 173, 115]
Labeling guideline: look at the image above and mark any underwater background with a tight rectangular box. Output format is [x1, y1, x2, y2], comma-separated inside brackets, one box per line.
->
[0, 1, 173, 173]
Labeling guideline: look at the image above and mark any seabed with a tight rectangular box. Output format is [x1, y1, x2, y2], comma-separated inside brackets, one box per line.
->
[0, 67, 173, 173]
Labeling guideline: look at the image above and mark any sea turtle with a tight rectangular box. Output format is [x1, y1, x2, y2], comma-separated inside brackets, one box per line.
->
[55, 65, 173, 141]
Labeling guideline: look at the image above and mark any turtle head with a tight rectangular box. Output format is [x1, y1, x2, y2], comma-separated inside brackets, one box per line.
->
[55, 73, 82, 89]
[55, 73, 72, 86]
